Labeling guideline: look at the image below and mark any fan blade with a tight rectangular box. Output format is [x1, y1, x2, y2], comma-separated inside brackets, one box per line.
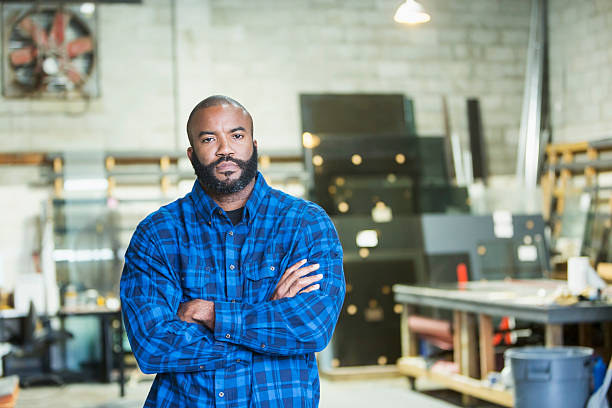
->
[18, 17, 48, 47]
[9, 46, 38, 66]
[50, 11, 70, 46]
[67, 37, 93, 58]
[65, 66, 83, 84]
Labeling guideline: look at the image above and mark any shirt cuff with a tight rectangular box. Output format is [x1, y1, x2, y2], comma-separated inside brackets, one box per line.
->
[214, 300, 242, 343]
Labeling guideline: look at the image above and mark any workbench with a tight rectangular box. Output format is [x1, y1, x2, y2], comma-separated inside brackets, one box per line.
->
[393, 279, 612, 407]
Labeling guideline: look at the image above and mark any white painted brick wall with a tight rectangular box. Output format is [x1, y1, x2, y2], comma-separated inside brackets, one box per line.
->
[0, 0, 536, 287]
[549, 0, 612, 142]
[0, 0, 531, 175]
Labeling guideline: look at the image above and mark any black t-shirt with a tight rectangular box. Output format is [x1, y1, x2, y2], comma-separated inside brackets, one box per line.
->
[226, 207, 244, 226]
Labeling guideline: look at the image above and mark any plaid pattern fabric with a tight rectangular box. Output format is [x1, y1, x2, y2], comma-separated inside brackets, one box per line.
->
[120, 173, 345, 407]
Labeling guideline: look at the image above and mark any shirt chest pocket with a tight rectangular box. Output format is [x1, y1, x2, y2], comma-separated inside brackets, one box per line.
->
[180, 261, 217, 301]
[244, 254, 281, 303]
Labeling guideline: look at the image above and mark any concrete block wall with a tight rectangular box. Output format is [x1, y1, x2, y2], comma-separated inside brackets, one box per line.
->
[548, 0, 612, 142]
[0, 0, 531, 173]
[0, 0, 534, 289]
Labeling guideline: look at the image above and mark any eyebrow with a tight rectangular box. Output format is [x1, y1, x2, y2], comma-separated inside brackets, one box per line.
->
[196, 127, 247, 138]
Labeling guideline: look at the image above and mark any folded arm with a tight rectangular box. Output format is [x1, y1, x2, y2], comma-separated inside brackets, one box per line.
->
[213, 206, 345, 356]
[120, 217, 225, 374]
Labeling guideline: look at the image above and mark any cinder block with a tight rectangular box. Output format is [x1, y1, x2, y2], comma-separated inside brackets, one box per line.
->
[469, 28, 500, 45]
[501, 29, 529, 45]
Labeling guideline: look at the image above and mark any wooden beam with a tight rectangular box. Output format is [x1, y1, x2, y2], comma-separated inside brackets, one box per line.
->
[545, 324, 563, 347]
[400, 305, 418, 357]
[453, 311, 462, 372]
[0, 153, 48, 166]
[398, 357, 513, 407]
[478, 314, 495, 379]
[545, 141, 589, 156]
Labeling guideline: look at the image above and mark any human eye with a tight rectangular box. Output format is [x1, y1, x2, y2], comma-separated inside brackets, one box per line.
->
[201, 136, 215, 143]
[232, 133, 244, 140]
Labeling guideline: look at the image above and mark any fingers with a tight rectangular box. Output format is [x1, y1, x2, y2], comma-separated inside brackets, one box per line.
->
[177, 304, 196, 323]
[283, 263, 320, 290]
[300, 284, 320, 294]
[287, 273, 323, 298]
[281, 259, 306, 281]
[271, 260, 325, 300]
[287, 259, 308, 273]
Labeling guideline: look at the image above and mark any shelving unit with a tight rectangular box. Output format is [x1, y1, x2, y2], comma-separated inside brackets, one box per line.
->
[541, 139, 612, 277]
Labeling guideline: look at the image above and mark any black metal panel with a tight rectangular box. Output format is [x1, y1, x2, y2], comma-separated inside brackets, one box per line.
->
[310, 134, 467, 216]
[467, 98, 488, 182]
[415, 185, 469, 214]
[329, 216, 425, 367]
[300, 94, 410, 137]
[333, 258, 417, 367]
[331, 215, 425, 255]
[478, 239, 543, 280]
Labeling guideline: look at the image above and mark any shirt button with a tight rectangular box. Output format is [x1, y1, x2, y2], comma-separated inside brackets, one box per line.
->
[270, 266, 275, 271]
[218, 209, 223, 215]
[199, 365, 204, 369]
[229, 264, 235, 270]
[218, 391, 224, 398]
[236, 359, 241, 363]
[229, 231, 234, 236]
[225, 333, 231, 339]
[231, 299, 236, 303]
[208, 221, 211, 226]
[261, 344, 266, 349]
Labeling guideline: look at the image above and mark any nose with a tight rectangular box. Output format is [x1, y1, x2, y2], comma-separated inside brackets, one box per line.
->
[216, 135, 234, 158]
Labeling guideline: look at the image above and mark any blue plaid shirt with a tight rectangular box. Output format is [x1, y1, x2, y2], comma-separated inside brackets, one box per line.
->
[120, 173, 345, 407]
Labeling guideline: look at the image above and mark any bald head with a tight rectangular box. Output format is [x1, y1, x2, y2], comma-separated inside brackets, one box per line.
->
[186, 95, 253, 145]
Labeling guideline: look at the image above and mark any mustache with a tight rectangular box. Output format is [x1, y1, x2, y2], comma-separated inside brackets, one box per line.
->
[210, 155, 247, 168]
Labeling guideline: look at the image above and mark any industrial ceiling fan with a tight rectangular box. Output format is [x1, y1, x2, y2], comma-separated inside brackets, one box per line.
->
[2, 4, 98, 98]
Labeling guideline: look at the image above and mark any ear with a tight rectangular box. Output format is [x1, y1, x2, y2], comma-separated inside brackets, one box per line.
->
[253, 139, 258, 149]
[187, 146, 193, 162]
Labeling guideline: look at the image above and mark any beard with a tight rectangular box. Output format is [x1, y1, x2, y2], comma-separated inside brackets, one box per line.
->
[190, 143, 258, 195]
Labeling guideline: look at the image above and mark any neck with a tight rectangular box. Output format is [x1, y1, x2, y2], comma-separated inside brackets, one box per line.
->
[201, 177, 256, 211]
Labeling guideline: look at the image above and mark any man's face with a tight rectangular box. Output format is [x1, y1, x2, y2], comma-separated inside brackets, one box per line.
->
[187, 104, 258, 195]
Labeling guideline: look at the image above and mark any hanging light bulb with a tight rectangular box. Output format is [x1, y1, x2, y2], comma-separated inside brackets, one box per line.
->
[394, 0, 431, 24]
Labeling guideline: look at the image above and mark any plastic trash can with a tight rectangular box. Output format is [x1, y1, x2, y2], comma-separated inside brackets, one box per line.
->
[505, 346, 593, 408]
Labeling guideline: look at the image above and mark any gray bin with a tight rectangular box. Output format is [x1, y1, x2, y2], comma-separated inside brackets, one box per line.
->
[505, 346, 593, 408]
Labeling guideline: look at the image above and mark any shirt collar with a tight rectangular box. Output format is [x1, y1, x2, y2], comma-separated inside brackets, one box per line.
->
[191, 172, 269, 225]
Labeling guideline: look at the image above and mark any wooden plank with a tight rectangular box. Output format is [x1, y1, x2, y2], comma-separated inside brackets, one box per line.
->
[401, 305, 418, 357]
[0, 152, 47, 166]
[458, 311, 478, 405]
[478, 314, 495, 379]
[545, 141, 589, 155]
[460, 312, 478, 379]
[545, 324, 563, 347]
[398, 357, 513, 407]
[453, 310, 462, 371]
[585, 147, 598, 186]
[320, 365, 400, 381]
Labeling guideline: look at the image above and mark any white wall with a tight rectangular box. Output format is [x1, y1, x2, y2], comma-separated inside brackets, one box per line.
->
[549, 0, 612, 142]
[1, 0, 531, 174]
[0, 0, 535, 290]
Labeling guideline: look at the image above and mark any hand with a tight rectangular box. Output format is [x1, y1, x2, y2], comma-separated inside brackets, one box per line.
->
[270, 259, 322, 301]
[177, 299, 215, 329]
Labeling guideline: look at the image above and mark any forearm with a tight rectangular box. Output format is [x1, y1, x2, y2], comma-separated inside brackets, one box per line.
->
[122, 296, 226, 373]
[213, 291, 343, 356]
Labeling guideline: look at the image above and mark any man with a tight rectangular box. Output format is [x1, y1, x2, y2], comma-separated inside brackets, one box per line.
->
[120, 95, 345, 407]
